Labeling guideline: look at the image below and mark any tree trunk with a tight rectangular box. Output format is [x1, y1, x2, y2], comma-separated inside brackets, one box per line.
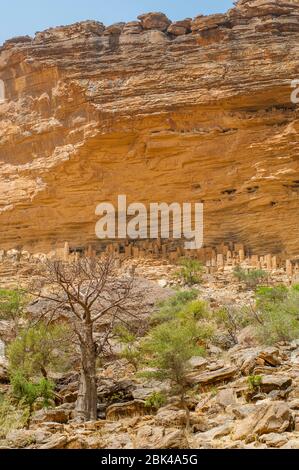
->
[76, 324, 98, 421]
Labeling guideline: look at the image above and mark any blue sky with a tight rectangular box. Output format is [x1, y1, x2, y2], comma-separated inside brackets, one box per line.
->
[0, 1, 234, 45]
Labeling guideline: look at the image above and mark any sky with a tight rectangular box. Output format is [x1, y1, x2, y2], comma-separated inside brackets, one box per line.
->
[0, 0, 234, 45]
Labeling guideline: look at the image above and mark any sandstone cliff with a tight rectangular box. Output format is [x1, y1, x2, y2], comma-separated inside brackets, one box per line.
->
[0, 0, 298, 255]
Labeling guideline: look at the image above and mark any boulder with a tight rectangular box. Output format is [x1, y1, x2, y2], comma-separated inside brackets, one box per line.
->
[106, 400, 147, 421]
[259, 432, 288, 448]
[194, 421, 233, 443]
[216, 388, 237, 408]
[38, 435, 68, 449]
[136, 425, 189, 449]
[122, 22, 143, 35]
[191, 14, 229, 32]
[167, 19, 191, 36]
[187, 366, 237, 386]
[281, 438, 299, 449]
[138, 13, 171, 32]
[229, 404, 256, 420]
[187, 356, 208, 370]
[31, 408, 70, 424]
[260, 375, 292, 393]
[154, 408, 187, 427]
[259, 347, 282, 366]
[233, 401, 293, 442]
[104, 23, 125, 35]
[5, 429, 51, 448]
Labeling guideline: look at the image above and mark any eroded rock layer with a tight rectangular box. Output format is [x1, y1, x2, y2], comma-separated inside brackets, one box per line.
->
[0, 0, 299, 254]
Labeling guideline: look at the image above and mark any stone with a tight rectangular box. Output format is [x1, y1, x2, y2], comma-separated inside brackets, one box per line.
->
[157, 279, 168, 288]
[194, 422, 233, 442]
[191, 14, 228, 32]
[281, 439, 299, 449]
[138, 12, 171, 32]
[229, 404, 256, 420]
[31, 408, 71, 424]
[38, 435, 68, 449]
[258, 347, 282, 366]
[187, 366, 238, 386]
[136, 425, 189, 449]
[154, 408, 187, 427]
[233, 402, 293, 442]
[260, 375, 292, 393]
[188, 356, 208, 370]
[216, 389, 237, 408]
[5, 429, 51, 448]
[167, 19, 191, 36]
[106, 400, 148, 421]
[105, 23, 125, 35]
[259, 433, 288, 448]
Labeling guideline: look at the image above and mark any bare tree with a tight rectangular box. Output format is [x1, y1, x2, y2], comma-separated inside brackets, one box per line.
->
[31, 255, 137, 422]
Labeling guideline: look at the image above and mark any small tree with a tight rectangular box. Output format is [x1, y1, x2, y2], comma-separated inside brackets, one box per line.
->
[140, 318, 205, 428]
[10, 372, 55, 414]
[0, 288, 27, 336]
[7, 322, 73, 380]
[175, 258, 204, 286]
[32, 256, 137, 422]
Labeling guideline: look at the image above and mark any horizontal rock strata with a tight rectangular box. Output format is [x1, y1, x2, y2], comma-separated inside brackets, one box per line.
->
[0, 0, 299, 254]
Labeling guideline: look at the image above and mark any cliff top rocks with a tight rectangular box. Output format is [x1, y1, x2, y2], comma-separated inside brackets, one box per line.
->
[1, 1, 299, 49]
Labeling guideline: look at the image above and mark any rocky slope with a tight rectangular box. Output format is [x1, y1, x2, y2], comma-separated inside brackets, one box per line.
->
[1, 281, 299, 449]
[0, 0, 299, 255]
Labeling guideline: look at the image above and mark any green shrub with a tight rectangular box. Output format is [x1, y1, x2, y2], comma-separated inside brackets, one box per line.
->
[233, 266, 268, 289]
[10, 372, 54, 410]
[248, 375, 262, 390]
[179, 300, 210, 321]
[151, 289, 198, 325]
[144, 391, 167, 410]
[255, 287, 299, 345]
[174, 258, 204, 286]
[256, 285, 288, 309]
[0, 288, 27, 334]
[8, 322, 73, 379]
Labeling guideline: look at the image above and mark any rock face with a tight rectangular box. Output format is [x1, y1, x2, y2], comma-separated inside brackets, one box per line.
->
[0, 0, 299, 254]
[233, 401, 293, 442]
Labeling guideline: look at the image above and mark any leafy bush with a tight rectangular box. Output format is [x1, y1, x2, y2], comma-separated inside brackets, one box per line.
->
[175, 258, 204, 286]
[179, 300, 210, 322]
[144, 391, 167, 410]
[255, 287, 299, 345]
[151, 289, 198, 325]
[248, 375, 262, 390]
[256, 285, 288, 310]
[8, 322, 73, 379]
[233, 266, 267, 289]
[0, 288, 27, 334]
[10, 372, 54, 410]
